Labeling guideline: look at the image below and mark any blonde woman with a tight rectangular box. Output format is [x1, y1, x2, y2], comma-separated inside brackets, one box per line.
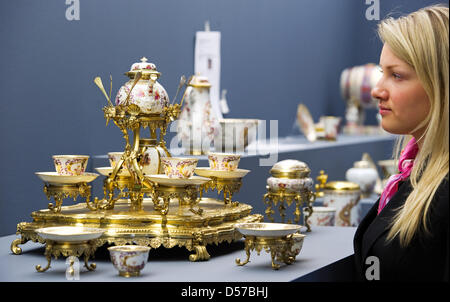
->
[353, 5, 449, 281]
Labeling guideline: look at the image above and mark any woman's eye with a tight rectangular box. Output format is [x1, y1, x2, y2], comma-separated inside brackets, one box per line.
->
[392, 72, 402, 79]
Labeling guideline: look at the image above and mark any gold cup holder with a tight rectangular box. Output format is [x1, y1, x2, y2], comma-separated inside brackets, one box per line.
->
[35, 239, 103, 274]
[235, 233, 305, 270]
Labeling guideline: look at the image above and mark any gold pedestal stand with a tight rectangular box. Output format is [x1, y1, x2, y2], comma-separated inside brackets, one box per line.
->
[263, 187, 315, 232]
[44, 183, 93, 213]
[35, 239, 102, 274]
[235, 233, 304, 270]
[13, 198, 263, 261]
[201, 177, 242, 207]
[148, 184, 203, 217]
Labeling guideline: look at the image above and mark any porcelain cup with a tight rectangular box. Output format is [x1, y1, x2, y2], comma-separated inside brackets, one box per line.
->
[320, 116, 341, 140]
[208, 153, 241, 171]
[108, 245, 150, 277]
[303, 206, 336, 226]
[53, 155, 89, 176]
[161, 157, 198, 179]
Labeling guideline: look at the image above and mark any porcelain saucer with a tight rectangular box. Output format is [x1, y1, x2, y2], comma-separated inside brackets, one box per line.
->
[35, 172, 99, 185]
[35, 226, 105, 242]
[95, 166, 131, 177]
[234, 222, 303, 237]
[194, 167, 250, 179]
[146, 174, 210, 187]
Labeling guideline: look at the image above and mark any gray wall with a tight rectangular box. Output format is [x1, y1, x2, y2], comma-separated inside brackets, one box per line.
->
[0, 0, 441, 236]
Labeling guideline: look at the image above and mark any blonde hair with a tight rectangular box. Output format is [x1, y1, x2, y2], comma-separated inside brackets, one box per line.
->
[378, 5, 449, 247]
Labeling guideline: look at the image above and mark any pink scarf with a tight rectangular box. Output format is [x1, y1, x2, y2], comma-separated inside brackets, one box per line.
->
[377, 138, 419, 214]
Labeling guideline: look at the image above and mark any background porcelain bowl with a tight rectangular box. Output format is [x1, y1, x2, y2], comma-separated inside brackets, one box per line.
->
[214, 119, 260, 152]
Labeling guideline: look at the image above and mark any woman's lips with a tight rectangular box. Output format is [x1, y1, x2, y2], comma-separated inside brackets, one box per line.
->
[379, 106, 391, 115]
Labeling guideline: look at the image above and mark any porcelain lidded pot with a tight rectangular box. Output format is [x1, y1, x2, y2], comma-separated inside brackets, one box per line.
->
[345, 160, 378, 198]
[177, 74, 220, 155]
[267, 159, 314, 194]
[115, 57, 169, 114]
[323, 181, 361, 227]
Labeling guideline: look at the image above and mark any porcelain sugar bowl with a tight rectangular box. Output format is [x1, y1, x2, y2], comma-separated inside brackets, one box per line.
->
[345, 160, 378, 198]
[267, 160, 314, 194]
[115, 57, 169, 114]
[322, 181, 361, 227]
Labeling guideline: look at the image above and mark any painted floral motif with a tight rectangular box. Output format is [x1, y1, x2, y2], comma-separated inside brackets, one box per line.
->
[306, 210, 335, 226]
[115, 81, 169, 114]
[53, 157, 88, 176]
[161, 158, 198, 179]
[176, 87, 220, 153]
[323, 191, 361, 227]
[208, 154, 240, 171]
[109, 248, 149, 276]
[267, 177, 313, 193]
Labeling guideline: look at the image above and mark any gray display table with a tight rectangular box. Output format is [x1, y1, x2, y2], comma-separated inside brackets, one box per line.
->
[1, 226, 355, 282]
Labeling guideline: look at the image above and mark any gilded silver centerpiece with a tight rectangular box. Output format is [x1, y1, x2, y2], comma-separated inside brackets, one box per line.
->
[12, 57, 262, 263]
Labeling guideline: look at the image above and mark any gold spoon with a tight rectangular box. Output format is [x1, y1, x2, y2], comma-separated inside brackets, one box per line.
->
[179, 75, 193, 107]
[123, 72, 142, 107]
[171, 75, 186, 105]
[94, 76, 113, 107]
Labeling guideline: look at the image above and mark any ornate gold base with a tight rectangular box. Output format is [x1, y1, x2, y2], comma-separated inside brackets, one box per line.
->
[35, 239, 101, 274]
[13, 198, 263, 261]
[235, 234, 304, 270]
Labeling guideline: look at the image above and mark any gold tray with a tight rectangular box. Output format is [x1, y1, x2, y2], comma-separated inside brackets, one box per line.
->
[13, 198, 263, 261]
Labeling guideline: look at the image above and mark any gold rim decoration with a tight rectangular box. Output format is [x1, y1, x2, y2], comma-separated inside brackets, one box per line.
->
[35, 172, 99, 185]
[195, 167, 250, 179]
[324, 181, 360, 192]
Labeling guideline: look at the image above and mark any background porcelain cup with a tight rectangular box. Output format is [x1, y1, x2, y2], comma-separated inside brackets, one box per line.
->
[53, 155, 89, 176]
[161, 157, 198, 179]
[320, 116, 341, 140]
[303, 206, 336, 226]
[208, 153, 241, 171]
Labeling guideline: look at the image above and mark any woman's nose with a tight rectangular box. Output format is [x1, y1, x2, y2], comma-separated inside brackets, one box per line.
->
[371, 84, 388, 101]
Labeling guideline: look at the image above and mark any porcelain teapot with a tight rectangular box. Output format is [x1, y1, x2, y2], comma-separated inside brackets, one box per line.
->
[115, 57, 169, 114]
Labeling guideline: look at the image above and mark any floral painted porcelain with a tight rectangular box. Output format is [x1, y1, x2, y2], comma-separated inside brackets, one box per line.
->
[53, 155, 89, 176]
[108, 245, 150, 277]
[208, 153, 241, 171]
[303, 206, 336, 227]
[161, 157, 198, 179]
[323, 181, 361, 227]
[177, 74, 220, 154]
[115, 57, 169, 114]
[267, 159, 314, 193]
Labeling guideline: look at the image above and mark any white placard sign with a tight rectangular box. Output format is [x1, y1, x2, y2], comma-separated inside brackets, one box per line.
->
[194, 30, 223, 120]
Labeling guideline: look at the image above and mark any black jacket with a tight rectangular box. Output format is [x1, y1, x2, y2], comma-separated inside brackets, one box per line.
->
[353, 175, 449, 282]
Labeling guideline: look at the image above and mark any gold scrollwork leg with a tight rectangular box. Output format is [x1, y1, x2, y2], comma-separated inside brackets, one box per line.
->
[189, 232, 210, 261]
[278, 202, 286, 223]
[235, 246, 251, 266]
[270, 249, 281, 270]
[84, 254, 96, 271]
[48, 196, 63, 213]
[11, 236, 29, 255]
[36, 244, 53, 272]
[263, 193, 275, 222]
[304, 192, 316, 232]
[189, 245, 211, 262]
